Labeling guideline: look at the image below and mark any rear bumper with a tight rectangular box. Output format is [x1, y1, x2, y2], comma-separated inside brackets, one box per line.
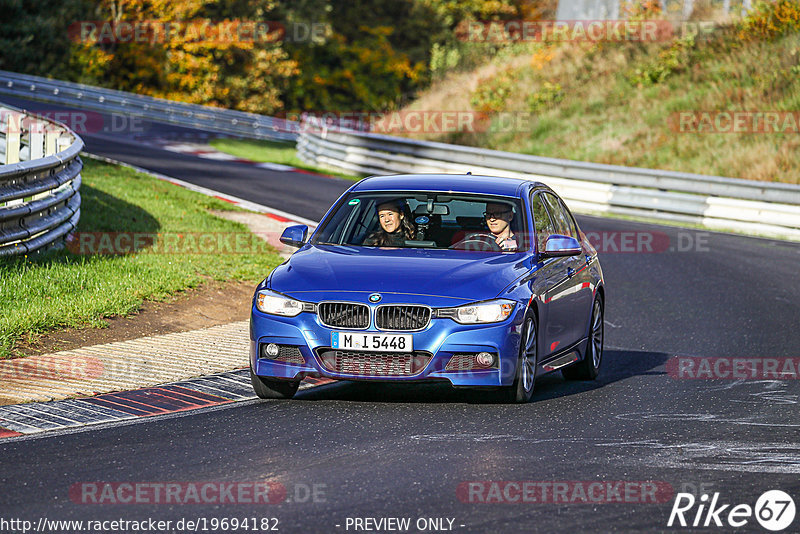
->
[250, 306, 524, 387]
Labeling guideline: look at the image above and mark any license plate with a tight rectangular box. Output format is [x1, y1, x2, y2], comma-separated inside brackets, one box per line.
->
[331, 332, 412, 352]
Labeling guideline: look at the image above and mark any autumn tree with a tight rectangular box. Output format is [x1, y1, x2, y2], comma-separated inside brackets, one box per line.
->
[1, 0, 547, 114]
[68, 0, 298, 113]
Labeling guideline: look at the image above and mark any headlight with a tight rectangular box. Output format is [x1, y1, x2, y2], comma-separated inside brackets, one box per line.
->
[438, 299, 516, 324]
[255, 290, 305, 317]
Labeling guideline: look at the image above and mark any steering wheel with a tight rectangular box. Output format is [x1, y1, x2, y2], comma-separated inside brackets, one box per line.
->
[450, 232, 503, 251]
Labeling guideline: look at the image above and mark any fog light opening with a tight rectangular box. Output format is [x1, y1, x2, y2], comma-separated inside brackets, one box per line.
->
[475, 352, 495, 368]
[264, 343, 280, 357]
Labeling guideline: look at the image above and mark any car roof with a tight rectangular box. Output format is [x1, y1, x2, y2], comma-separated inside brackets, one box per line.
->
[351, 174, 547, 197]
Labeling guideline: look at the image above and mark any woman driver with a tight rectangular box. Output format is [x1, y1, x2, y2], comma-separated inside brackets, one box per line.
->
[363, 199, 416, 247]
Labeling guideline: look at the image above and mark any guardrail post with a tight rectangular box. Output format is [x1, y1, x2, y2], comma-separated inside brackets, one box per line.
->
[5, 112, 21, 165]
[57, 134, 71, 153]
[28, 119, 44, 160]
[4, 111, 24, 207]
[45, 128, 58, 156]
[28, 119, 52, 201]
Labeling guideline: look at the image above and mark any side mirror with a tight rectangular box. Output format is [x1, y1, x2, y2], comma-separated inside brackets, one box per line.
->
[541, 234, 581, 257]
[280, 224, 308, 248]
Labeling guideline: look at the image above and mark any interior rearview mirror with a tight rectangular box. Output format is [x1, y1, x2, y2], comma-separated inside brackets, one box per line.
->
[413, 204, 449, 216]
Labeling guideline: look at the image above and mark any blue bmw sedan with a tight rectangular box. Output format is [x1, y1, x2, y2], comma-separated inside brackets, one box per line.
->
[250, 174, 605, 403]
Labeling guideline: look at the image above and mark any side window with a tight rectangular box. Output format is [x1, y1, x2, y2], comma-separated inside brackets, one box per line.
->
[542, 193, 574, 238]
[336, 199, 374, 245]
[350, 200, 378, 244]
[557, 197, 580, 239]
[530, 193, 556, 251]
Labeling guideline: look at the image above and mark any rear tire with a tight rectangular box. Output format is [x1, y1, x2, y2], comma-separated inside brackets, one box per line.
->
[562, 296, 603, 381]
[497, 311, 537, 403]
[250, 366, 300, 399]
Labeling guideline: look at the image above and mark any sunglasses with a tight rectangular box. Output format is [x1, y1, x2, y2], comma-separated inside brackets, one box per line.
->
[483, 210, 511, 220]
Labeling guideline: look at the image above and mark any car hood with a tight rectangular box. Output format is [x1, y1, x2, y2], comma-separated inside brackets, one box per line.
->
[269, 244, 529, 305]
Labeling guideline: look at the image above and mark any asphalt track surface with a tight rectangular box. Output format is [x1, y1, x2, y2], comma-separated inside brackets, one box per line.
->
[2, 96, 800, 533]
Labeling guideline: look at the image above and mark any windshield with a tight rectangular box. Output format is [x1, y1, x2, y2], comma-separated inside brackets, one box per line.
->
[312, 192, 527, 252]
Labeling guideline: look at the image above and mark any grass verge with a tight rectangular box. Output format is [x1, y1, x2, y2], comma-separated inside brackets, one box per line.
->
[209, 138, 360, 181]
[0, 158, 283, 358]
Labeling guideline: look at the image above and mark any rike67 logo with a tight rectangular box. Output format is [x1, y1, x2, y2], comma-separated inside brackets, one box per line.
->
[668, 490, 796, 531]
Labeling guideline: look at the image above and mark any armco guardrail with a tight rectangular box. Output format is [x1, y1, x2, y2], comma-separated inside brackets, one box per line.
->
[0, 70, 298, 142]
[0, 105, 83, 256]
[3, 71, 797, 240]
[298, 124, 800, 240]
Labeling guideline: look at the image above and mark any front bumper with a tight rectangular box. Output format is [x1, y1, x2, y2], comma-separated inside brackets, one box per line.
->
[250, 305, 524, 387]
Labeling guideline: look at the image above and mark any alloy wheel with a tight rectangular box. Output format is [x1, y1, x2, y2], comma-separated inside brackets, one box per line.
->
[522, 317, 537, 392]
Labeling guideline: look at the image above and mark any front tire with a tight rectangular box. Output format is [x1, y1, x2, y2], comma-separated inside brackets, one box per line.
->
[250, 367, 300, 399]
[562, 296, 603, 381]
[497, 311, 537, 403]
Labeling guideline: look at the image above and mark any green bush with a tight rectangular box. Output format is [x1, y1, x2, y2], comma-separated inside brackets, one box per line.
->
[627, 36, 695, 86]
[470, 69, 516, 112]
[527, 82, 564, 113]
